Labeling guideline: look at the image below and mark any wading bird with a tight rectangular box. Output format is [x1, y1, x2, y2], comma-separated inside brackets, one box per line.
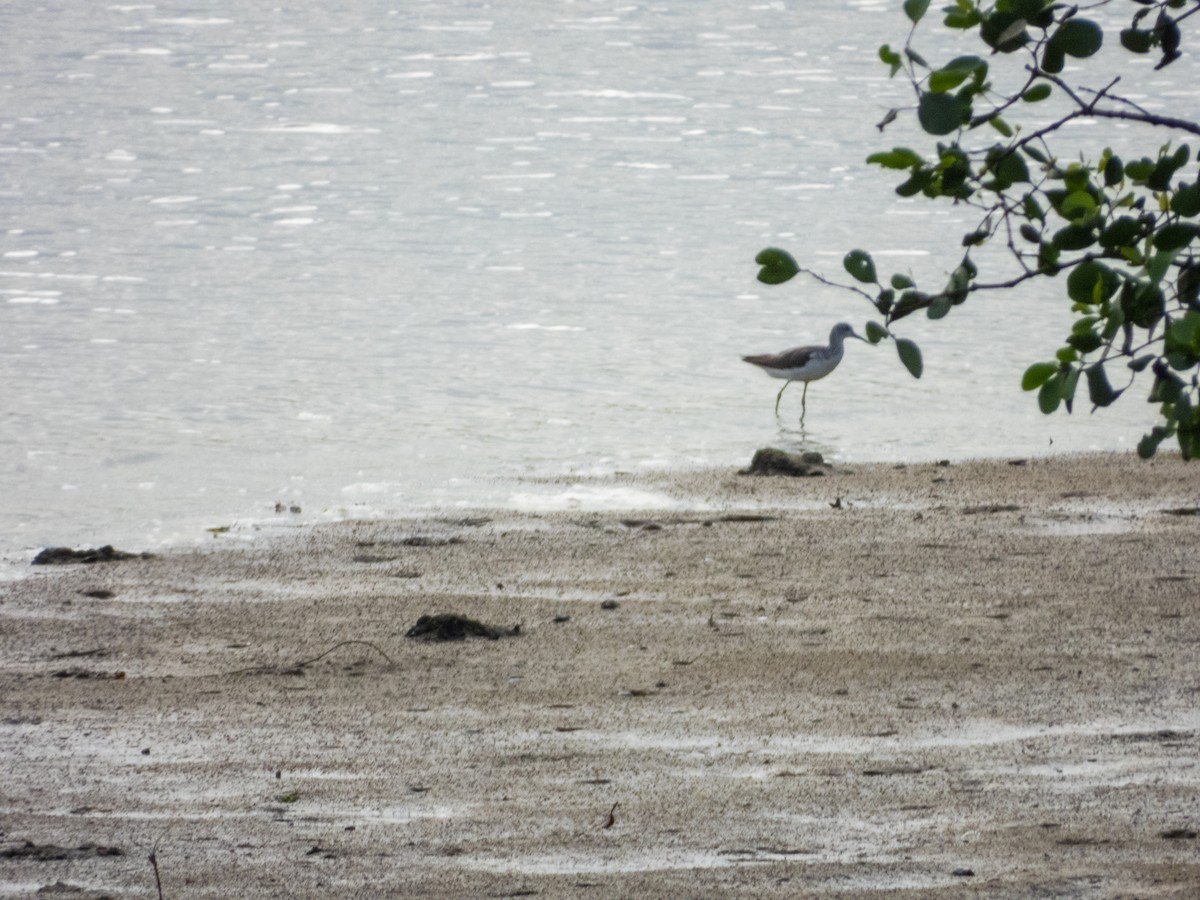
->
[742, 322, 866, 422]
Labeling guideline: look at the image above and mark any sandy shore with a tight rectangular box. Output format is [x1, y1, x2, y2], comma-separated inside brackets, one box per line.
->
[2, 452, 1199, 897]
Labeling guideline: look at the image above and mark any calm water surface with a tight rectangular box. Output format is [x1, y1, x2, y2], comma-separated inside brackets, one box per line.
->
[2, 1, 1197, 553]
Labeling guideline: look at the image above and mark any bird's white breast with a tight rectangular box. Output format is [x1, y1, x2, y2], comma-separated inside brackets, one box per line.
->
[769, 352, 841, 381]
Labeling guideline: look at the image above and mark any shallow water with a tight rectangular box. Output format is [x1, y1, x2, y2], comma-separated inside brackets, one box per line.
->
[3, 1, 1197, 552]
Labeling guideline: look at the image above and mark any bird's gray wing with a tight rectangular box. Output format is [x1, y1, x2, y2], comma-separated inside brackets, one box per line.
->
[742, 345, 818, 370]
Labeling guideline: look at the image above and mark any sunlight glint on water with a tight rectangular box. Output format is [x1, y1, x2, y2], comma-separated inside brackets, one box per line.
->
[2, 2, 1195, 551]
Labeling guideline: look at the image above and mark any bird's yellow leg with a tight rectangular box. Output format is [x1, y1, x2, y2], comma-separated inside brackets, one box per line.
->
[774, 381, 790, 416]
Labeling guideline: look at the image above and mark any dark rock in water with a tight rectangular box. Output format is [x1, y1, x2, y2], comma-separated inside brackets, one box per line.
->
[405, 613, 519, 642]
[740, 448, 828, 477]
[31, 545, 150, 566]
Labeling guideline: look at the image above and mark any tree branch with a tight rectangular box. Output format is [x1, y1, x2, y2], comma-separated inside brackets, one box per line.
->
[1037, 70, 1200, 137]
[794, 266, 878, 303]
[885, 252, 1112, 324]
[1079, 107, 1200, 137]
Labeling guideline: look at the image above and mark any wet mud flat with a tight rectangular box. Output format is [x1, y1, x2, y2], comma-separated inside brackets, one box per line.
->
[1, 453, 1199, 897]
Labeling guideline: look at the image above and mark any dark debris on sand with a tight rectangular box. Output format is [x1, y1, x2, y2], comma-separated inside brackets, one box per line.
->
[739, 447, 829, 477]
[31, 545, 151, 566]
[1, 841, 125, 861]
[405, 613, 520, 642]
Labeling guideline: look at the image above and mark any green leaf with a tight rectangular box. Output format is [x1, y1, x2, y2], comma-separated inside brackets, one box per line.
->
[904, 0, 930, 24]
[944, 6, 982, 29]
[1123, 282, 1165, 327]
[1062, 165, 1091, 193]
[1165, 350, 1193, 371]
[918, 91, 963, 136]
[1179, 427, 1197, 462]
[890, 273, 915, 290]
[1038, 374, 1062, 413]
[1021, 83, 1052, 102]
[1148, 146, 1188, 191]
[1168, 312, 1200, 351]
[891, 290, 929, 321]
[843, 250, 878, 284]
[755, 247, 800, 285]
[1120, 28, 1154, 53]
[1022, 361, 1058, 391]
[895, 169, 932, 197]
[1009, 0, 1048, 19]
[1023, 145, 1049, 165]
[1103, 156, 1124, 186]
[1061, 367, 1080, 412]
[982, 12, 1029, 52]
[979, 118, 1008, 141]
[1053, 19, 1104, 58]
[1066, 261, 1119, 305]
[929, 70, 968, 94]
[927, 295, 953, 319]
[1156, 17, 1182, 70]
[1019, 223, 1042, 243]
[1151, 367, 1185, 403]
[864, 321, 888, 344]
[1041, 41, 1066, 74]
[1067, 330, 1103, 354]
[905, 47, 930, 69]
[867, 147, 923, 170]
[1177, 393, 1196, 429]
[1138, 427, 1167, 458]
[1129, 354, 1156, 373]
[1154, 223, 1200, 252]
[1038, 240, 1061, 274]
[896, 338, 923, 378]
[995, 152, 1029, 186]
[1180, 265, 1200, 307]
[879, 44, 903, 77]
[1171, 182, 1200, 217]
[1060, 190, 1097, 222]
[1124, 158, 1155, 183]
[938, 148, 972, 198]
[1146, 251, 1175, 285]
[1100, 216, 1141, 250]
[1102, 301, 1125, 340]
[929, 55, 988, 93]
[1051, 224, 1098, 251]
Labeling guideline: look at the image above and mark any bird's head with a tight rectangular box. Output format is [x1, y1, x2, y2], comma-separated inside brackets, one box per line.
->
[831, 322, 866, 344]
